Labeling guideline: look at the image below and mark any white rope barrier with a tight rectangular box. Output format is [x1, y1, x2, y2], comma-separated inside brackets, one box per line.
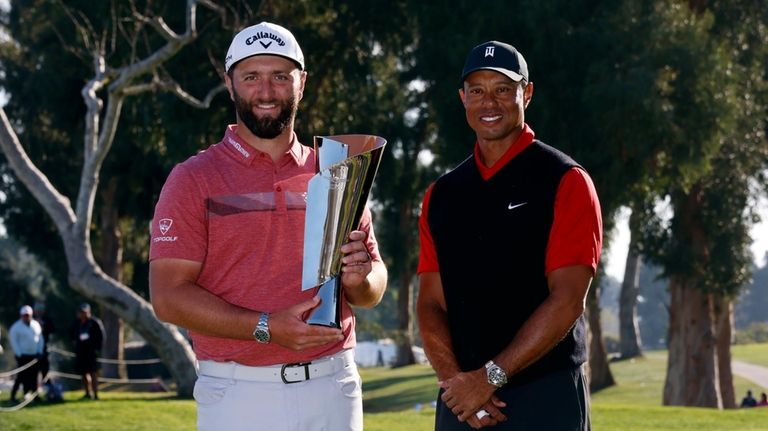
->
[0, 354, 169, 413]
[0, 358, 39, 379]
[47, 370, 164, 385]
[48, 347, 162, 365]
[0, 390, 41, 413]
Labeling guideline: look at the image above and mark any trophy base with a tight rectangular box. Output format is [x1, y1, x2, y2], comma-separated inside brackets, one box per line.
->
[305, 277, 342, 328]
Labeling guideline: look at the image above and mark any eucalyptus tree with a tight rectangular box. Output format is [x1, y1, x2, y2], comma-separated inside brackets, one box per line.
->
[0, 0, 239, 396]
[618, 208, 643, 359]
[597, 0, 768, 408]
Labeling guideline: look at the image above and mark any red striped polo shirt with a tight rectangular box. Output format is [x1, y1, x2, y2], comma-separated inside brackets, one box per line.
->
[150, 125, 381, 366]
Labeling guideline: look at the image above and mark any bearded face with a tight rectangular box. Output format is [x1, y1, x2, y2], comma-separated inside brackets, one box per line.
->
[232, 86, 298, 139]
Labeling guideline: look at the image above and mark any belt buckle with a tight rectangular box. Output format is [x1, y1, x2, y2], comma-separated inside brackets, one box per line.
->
[281, 362, 311, 384]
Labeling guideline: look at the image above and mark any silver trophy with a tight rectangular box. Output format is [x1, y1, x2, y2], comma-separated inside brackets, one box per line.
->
[302, 134, 387, 327]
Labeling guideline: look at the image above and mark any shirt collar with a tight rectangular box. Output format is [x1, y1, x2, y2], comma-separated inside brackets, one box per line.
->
[473, 123, 535, 180]
[222, 125, 309, 167]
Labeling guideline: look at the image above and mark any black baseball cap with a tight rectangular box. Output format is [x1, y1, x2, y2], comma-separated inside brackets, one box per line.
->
[461, 41, 529, 84]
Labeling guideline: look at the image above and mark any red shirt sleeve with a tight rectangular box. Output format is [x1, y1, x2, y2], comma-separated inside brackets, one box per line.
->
[149, 164, 208, 262]
[545, 167, 603, 274]
[417, 183, 439, 274]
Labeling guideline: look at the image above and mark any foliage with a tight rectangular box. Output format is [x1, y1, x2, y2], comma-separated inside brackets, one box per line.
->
[0, 0, 242, 297]
[734, 322, 768, 345]
[736, 261, 768, 328]
[633, 1, 768, 295]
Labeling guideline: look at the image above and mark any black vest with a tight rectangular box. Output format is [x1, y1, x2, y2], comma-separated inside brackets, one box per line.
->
[427, 140, 587, 385]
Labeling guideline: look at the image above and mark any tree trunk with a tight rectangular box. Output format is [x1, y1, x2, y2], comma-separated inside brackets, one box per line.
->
[393, 202, 415, 367]
[97, 179, 126, 380]
[0, 1, 228, 398]
[618, 225, 643, 359]
[64, 239, 197, 396]
[663, 276, 721, 408]
[714, 296, 736, 409]
[393, 271, 416, 367]
[586, 282, 615, 391]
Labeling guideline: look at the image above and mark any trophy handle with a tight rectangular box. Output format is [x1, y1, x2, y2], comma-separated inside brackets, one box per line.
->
[305, 277, 342, 328]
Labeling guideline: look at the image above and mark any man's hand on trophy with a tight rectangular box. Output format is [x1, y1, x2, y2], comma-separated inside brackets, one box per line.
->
[340, 230, 373, 289]
[270, 296, 344, 350]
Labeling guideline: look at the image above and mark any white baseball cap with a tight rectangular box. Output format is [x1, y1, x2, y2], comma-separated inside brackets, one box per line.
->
[19, 305, 33, 316]
[225, 22, 304, 72]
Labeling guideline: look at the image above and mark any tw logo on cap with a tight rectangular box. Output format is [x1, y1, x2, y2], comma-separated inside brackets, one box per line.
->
[485, 46, 495, 57]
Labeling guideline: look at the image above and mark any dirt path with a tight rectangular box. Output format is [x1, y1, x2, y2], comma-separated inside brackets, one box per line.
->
[732, 360, 768, 390]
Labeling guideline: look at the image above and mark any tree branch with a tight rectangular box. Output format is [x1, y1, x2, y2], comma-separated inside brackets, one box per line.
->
[0, 109, 77, 233]
[108, 0, 209, 93]
[164, 81, 228, 109]
[132, 11, 178, 42]
[75, 0, 224, 239]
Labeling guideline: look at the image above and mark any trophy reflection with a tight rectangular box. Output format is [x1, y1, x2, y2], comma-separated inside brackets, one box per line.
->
[302, 134, 386, 327]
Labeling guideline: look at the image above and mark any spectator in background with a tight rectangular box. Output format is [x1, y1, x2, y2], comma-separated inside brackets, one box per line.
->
[34, 301, 56, 385]
[740, 389, 757, 408]
[9, 305, 44, 402]
[757, 392, 768, 407]
[69, 303, 104, 400]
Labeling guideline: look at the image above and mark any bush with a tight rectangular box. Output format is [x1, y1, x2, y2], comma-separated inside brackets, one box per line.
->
[734, 322, 768, 344]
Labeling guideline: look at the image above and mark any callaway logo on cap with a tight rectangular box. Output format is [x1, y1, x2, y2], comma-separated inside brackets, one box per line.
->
[461, 41, 529, 84]
[225, 21, 305, 72]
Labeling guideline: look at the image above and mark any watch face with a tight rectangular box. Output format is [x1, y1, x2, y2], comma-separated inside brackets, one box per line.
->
[488, 366, 507, 387]
[254, 328, 270, 343]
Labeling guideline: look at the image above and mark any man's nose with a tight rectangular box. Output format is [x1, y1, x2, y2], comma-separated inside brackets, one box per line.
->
[480, 91, 499, 107]
[256, 79, 275, 99]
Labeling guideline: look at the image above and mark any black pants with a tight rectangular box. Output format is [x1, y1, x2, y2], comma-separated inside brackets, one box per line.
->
[435, 365, 591, 431]
[11, 355, 39, 398]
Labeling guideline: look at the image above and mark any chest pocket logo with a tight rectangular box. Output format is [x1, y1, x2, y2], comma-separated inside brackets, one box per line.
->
[507, 202, 528, 211]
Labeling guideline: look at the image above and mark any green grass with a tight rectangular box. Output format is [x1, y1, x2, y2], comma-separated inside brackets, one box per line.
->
[0, 392, 192, 430]
[1, 343, 767, 430]
[732, 343, 768, 368]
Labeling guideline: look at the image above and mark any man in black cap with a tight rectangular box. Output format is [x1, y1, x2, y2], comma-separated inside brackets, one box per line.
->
[417, 41, 602, 430]
[69, 303, 104, 400]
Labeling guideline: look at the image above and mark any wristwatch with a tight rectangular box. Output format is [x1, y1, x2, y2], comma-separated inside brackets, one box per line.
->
[485, 360, 507, 387]
[252, 312, 270, 344]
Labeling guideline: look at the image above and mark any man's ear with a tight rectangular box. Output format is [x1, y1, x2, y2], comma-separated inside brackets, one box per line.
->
[523, 82, 534, 109]
[459, 88, 467, 106]
[297, 70, 308, 102]
[224, 73, 235, 102]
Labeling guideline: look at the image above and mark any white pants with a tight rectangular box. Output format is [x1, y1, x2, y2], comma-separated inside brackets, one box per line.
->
[194, 350, 362, 431]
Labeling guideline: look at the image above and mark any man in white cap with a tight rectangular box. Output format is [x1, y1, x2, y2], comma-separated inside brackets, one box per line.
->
[150, 22, 387, 430]
[9, 305, 44, 402]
